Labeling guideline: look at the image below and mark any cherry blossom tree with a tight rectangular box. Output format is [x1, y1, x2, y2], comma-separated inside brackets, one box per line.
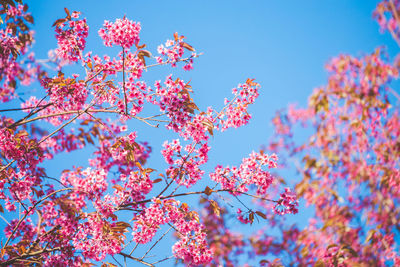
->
[236, 0, 400, 266]
[0, 1, 297, 266]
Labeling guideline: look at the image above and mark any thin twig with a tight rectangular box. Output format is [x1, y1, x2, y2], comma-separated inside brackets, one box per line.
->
[141, 226, 173, 260]
[0, 105, 50, 112]
[119, 252, 154, 267]
[1, 247, 61, 266]
[150, 255, 174, 265]
[13, 108, 119, 127]
[121, 188, 276, 209]
[389, 0, 400, 25]
[128, 243, 139, 256]
[107, 53, 203, 72]
[112, 255, 124, 267]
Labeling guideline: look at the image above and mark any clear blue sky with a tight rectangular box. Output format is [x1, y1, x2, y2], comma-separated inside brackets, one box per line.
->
[2, 0, 398, 265]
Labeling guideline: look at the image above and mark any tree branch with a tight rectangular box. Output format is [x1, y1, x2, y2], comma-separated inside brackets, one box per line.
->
[119, 252, 154, 267]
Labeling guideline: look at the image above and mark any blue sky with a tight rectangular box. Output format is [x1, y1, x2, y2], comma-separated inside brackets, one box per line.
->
[2, 0, 398, 265]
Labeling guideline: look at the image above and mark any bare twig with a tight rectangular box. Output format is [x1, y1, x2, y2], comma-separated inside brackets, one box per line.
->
[1, 247, 61, 266]
[141, 226, 173, 260]
[119, 252, 154, 267]
[120, 188, 276, 210]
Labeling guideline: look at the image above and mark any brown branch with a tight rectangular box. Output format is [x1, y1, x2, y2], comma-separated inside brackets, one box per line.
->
[5, 101, 53, 129]
[14, 108, 120, 126]
[106, 53, 203, 73]
[389, 0, 400, 25]
[378, 9, 400, 47]
[140, 226, 173, 260]
[14, 108, 167, 128]
[85, 67, 105, 85]
[119, 252, 154, 267]
[120, 188, 276, 210]
[1, 247, 61, 266]
[0, 105, 50, 113]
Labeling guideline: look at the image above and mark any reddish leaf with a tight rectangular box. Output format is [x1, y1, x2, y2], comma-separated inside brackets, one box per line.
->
[181, 42, 195, 52]
[112, 184, 124, 192]
[152, 178, 162, 183]
[255, 211, 267, 219]
[204, 186, 213, 196]
[64, 7, 70, 18]
[24, 14, 34, 24]
[52, 18, 67, 27]
[209, 200, 221, 217]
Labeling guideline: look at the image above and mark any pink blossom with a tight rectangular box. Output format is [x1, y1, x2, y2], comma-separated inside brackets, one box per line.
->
[98, 18, 141, 49]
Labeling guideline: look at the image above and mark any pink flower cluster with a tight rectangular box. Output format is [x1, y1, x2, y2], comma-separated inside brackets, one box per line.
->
[63, 168, 108, 199]
[155, 76, 193, 132]
[181, 113, 213, 143]
[236, 209, 252, 224]
[132, 201, 167, 243]
[217, 81, 260, 131]
[5, 4, 24, 17]
[0, 28, 19, 102]
[162, 140, 210, 187]
[125, 80, 148, 116]
[42, 75, 88, 111]
[55, 12, 89, 62]
[210, 152, 277, 195]
[113, 170, 153, 206]
[132, 199, 212, 265]
[88, 131, 151, 176]
[0, 128, 43, 172]
[273, 188, 299, 215]
[73, 215, 123, 261]
[0, 3, 38, 103]
[98, 18, 141, 49]
[5, 218, 34, 240]
[156, 37, 195, 69]
[374, 1, 400, 41]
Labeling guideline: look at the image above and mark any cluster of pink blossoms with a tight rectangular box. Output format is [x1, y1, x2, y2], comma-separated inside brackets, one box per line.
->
[0, 28, 20, 102]
[374, 0, 400, 41]
[73, 215, 123, 261]
[55, 12, 89, 62]
[162, 139, 210, 187]
[154, 75, 193, 132]
[108, 169, 153, 208]
[210, 152, 278, 195]
[42, 75, 88, 111]
[87, 129, 151, 178]
[156, 34, 196, 70]
[0, 3, 38, 103]
[218, 80, 260, 131]
[181, 112, 214, 143]
[20, 73, 89, 126]
[273, 187, 299, 215]
[132, 199, 212, 265]
[62, 168, 108, 200]
[5, 218, 34, 241]
[98, 18, 141, 49]
[0, 128, 43, 172]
